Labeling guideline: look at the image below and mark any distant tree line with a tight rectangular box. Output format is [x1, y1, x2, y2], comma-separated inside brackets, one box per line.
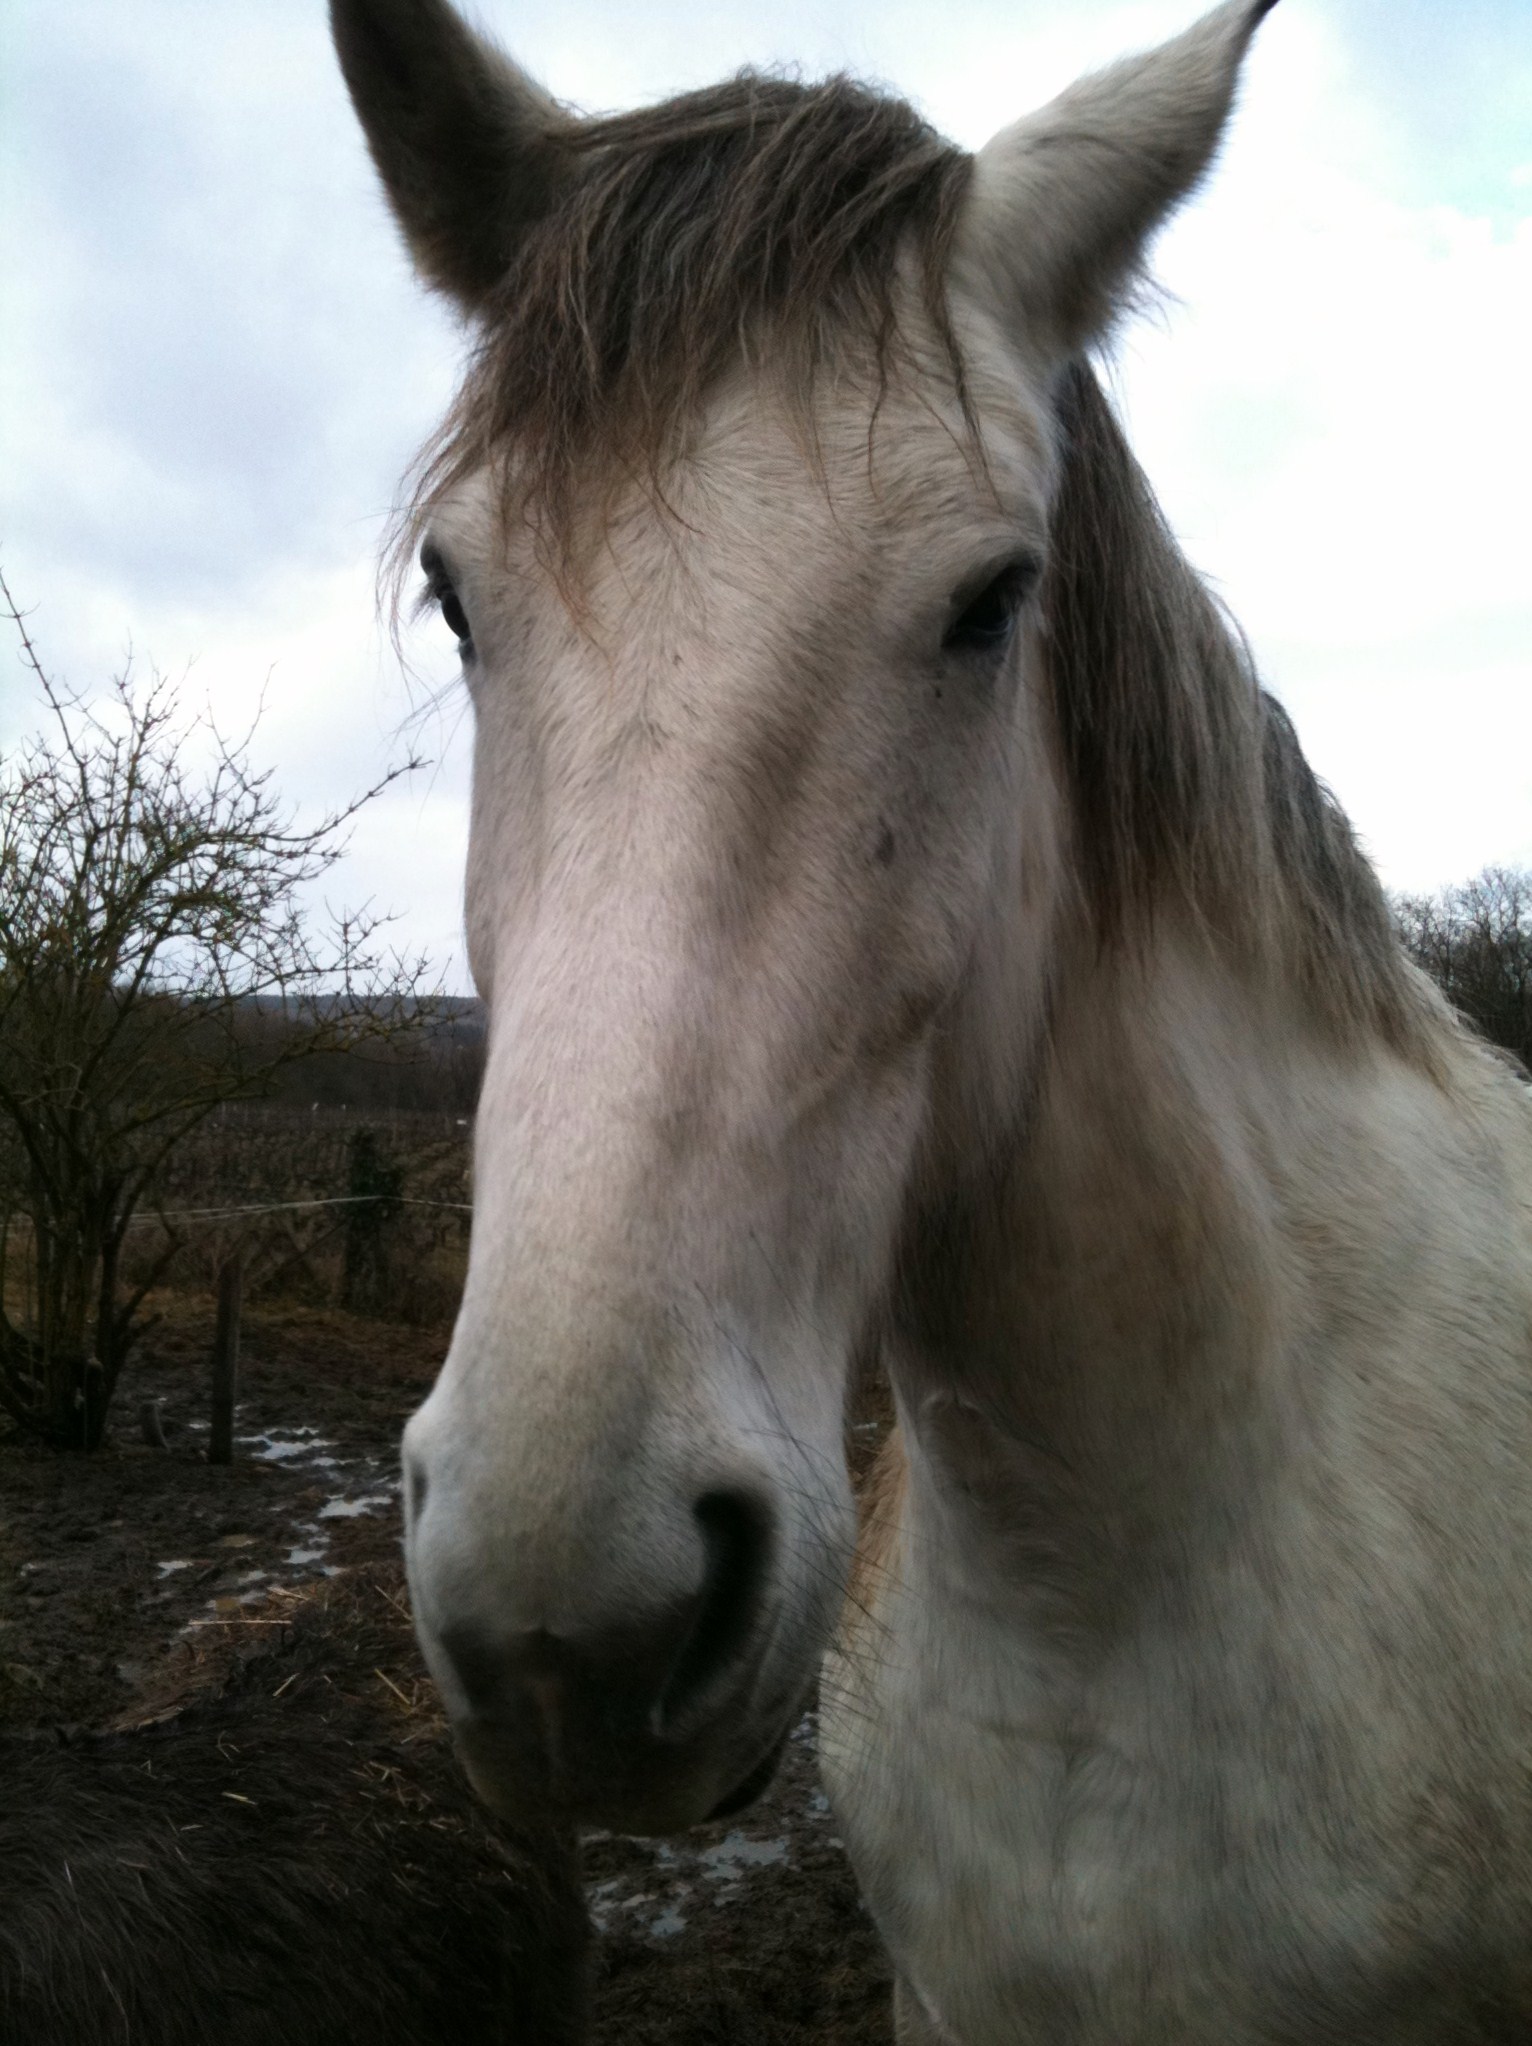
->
[1393, 866, 1532, 1072]
[235, 1000, 484, 1116]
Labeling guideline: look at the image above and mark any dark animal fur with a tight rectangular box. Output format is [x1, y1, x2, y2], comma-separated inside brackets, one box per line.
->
[0, 1597, 588, 2045]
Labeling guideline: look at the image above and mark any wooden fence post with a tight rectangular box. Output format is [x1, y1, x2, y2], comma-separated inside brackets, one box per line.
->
[208, 1253, 243, 1465]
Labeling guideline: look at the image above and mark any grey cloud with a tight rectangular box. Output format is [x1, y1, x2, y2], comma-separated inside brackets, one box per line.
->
[2, 0, 459, 613]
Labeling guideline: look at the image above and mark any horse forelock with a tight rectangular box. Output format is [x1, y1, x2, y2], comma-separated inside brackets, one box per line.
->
[391, 71, 973, 582]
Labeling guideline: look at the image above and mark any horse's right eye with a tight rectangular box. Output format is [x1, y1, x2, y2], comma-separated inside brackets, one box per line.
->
[437, 586, 472, 646]
[420, 543, 474, 655]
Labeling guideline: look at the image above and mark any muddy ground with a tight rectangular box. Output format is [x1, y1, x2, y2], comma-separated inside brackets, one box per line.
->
[0, 1297, 894, 2044]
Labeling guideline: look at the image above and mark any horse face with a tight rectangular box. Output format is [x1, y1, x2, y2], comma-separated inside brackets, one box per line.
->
[403, 351, 1062, 1829]
[335, 0, 1275, 1829]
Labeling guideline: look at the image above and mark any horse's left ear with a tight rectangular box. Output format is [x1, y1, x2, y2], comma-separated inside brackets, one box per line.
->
[956, 0, 1277, 360]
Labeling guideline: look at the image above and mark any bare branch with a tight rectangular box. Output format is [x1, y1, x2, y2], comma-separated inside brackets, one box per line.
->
[0, 572, 437, 1447]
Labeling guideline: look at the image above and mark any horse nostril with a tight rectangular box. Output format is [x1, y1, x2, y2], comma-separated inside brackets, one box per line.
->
[437, 1619, 512, 1717]
[657, 1490, 774, 1735]
[405, 1452, 428, 1526]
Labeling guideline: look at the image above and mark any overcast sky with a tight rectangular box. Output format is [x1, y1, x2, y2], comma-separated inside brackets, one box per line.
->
[2, 0, 1529, 991]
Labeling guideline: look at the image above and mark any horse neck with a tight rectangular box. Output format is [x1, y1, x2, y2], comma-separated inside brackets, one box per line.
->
[891, 910, 1452, 1616]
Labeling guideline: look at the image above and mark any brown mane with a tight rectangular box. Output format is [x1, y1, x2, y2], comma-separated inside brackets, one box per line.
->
[401, 72, 972, 556]
[1044, 360, 1436, 1057]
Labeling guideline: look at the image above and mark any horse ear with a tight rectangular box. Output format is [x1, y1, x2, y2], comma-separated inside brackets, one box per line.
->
[957, 0, 1277, 360]
[330, 0, 572, 312]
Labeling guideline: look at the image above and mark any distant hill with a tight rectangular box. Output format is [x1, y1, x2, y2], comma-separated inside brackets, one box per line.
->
[234, 994, 486, 1113]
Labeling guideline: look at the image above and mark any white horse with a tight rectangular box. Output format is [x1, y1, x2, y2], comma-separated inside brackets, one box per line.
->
[333, 1, 1532, 2037]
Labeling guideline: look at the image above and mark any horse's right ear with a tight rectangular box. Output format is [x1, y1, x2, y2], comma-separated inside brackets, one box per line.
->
[331, 0, 572, 312]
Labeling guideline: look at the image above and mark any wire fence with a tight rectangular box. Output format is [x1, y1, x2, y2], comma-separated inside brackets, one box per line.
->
[122, 1194, 473, 1228]
[3, 1110, 477, 1330]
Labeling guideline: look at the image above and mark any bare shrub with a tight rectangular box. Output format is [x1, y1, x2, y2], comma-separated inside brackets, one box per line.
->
[0, 574, 434, 1447]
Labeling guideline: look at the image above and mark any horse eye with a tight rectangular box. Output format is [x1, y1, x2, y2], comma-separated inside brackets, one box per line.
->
[419, 543, 474, 653]
[943, 557, 1040, 656]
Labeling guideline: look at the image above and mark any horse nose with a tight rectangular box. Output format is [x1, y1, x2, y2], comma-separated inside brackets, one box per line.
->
[417, 1488, 775, 1781]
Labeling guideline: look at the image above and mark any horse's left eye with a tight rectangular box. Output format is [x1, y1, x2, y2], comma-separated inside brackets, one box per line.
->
[420, 543, 474, 654]
[944, 557, 1040, 656]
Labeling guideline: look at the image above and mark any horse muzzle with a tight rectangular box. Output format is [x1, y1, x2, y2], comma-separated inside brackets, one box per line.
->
[405, 1449, 815, 1831]
[448, 1645, 805, 1835]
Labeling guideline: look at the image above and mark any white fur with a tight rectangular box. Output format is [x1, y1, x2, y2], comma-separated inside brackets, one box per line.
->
[825, 937, 1532, 2040]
